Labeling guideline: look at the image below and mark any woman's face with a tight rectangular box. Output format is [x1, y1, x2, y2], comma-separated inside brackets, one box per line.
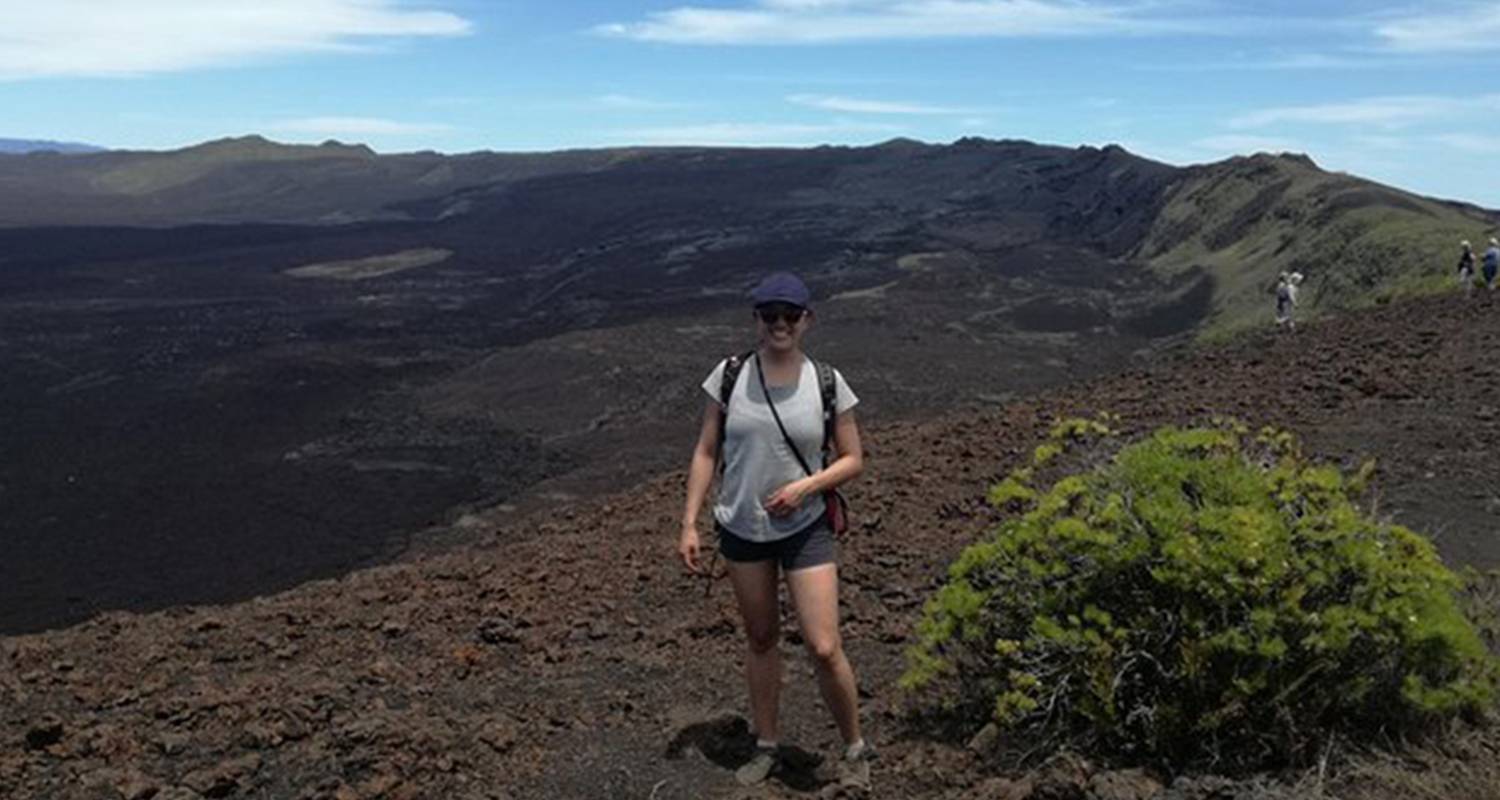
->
[754, 303, 811, 352]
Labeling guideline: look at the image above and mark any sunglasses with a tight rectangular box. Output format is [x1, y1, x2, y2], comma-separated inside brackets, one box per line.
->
[755, 306, 807, 325]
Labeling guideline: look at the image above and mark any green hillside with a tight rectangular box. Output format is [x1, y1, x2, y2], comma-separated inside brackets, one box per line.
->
[92, 136, 376, 195]
[1134, 153, 1499, 337]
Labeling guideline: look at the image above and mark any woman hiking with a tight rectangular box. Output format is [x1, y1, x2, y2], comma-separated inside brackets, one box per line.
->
[1275, 271, 1303, 330]
[1459, 240, 1477, 296]
[677, 272, 873, 791]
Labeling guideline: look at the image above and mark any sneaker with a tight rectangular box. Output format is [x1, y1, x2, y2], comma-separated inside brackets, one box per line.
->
[735, 745, 778, 786]
[836, 743, 875, 791]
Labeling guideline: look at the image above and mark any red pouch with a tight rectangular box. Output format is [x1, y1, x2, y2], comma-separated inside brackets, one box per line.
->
[825, 489, 849, 536]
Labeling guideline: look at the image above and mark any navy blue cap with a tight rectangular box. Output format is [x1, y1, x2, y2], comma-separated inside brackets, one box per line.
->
[750, 272, 811, 308]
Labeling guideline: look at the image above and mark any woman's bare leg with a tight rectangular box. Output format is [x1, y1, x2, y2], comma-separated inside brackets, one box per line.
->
[785, 563, 861, 745]
[727, 559, 782, 741]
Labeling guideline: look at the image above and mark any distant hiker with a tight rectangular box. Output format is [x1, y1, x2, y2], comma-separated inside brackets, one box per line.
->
[1275, 271, 1303, 330]
[677, 272, 873, 791]
[1459, 240, 1477, 296]
[1484, 238, 1500, 290]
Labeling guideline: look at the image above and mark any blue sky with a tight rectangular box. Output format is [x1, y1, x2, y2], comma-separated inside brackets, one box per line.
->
[2, 1, 1499, 206]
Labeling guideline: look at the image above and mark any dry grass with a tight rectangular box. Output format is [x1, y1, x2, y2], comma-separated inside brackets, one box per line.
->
[285, 247, 452, 281]
[1258, 571, 1500, 799]
[1322, 722, 1500, 800]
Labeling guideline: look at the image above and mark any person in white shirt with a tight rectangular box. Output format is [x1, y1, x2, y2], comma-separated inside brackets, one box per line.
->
[677, 272, 873, 790]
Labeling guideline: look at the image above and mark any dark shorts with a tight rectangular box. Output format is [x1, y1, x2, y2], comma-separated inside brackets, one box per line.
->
[717, 518, 837, 571]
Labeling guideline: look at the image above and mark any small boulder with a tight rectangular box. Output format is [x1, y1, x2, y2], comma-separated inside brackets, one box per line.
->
[477, 618, 521, 645]
[973, 776, 1036, 800]
[1088, 768, 1164, 800]
[116, 770, 163, 800]
[180, 754, 261, 799]
[24, 715, 64, 750]
[966, 722, 1000, 753]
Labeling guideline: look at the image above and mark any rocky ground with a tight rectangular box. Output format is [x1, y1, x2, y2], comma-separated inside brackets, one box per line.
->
[4, 291, 1500, 800]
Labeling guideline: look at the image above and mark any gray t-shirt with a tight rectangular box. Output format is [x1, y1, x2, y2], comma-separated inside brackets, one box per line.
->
[702, 355, 859, 543]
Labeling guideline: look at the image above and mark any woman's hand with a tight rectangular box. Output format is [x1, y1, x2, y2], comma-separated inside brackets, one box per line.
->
[764, 478, 813, 517]
[678, 522, 702, 573]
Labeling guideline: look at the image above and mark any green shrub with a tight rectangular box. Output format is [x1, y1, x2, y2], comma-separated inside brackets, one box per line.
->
[903, 419, 1498, 770]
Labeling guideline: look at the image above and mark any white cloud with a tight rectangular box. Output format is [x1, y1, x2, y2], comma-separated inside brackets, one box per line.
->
[611, 120, 905, 146]
[595, 94, 685, 110]
[1434, 133, 1500, 154]
[0, 0, 471, 80]
[1138, 53, 1396, 72]
[425, 96, 484, 108]
[268, 117, 455, 136]
[1191, 134, 1304, 155]
[1259, 53, 1376, 70]
[760, 0, 874, 9]
[1375, 4, 1500, 53]
[1228, 95, 1500, 130]
[1350, 134, 1413, 150]
[594, 0, 1192, 45]
[787, 93, 972, 114]
[1111, 139, 1204, 166]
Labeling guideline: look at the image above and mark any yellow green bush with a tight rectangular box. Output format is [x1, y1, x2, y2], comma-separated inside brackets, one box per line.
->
[902, 419, 1497, 770]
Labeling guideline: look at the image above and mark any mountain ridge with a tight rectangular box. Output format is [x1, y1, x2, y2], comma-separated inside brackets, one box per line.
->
[1134, 151, 1498, 334]
[0, 137, 106, 154]
[1, 134, 1494, 336]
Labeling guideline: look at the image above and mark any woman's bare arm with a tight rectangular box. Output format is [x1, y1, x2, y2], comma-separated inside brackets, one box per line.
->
[678, 400, 722, 572]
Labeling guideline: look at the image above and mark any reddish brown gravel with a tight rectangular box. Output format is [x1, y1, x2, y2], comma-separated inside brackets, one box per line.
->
[4, 292, 1499, 800]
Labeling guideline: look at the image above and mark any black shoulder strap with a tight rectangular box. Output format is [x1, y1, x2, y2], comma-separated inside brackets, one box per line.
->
[720, 351, 752, 408]
[755, 355, 842, 476]
[756, 353, 815, 479]
[716, 351, 754, 468]
[814, 359, 837, 466]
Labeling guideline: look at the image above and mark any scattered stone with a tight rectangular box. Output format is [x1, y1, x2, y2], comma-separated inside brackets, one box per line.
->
[478, 719, 518, 754]
[972, 776, 1036, 800]
[155, 732, 191, 756]
[1031, 752, 1093, 799]
[1088, 768, 1164, 800]
[181, 754, 261, 799]
[24, 715, 64, 750]
[477, 618, 521, 645]
[1164, 775, 1237, 800]
[357, 768, 403, 797]
[115, 769, 163, 800]
[966, 722, 1000, 753]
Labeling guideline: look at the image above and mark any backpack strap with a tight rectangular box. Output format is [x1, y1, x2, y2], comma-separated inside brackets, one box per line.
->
[814, 359, 837, 467]
[716, 350, 754, 469]
[719, 352, 752, 408]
